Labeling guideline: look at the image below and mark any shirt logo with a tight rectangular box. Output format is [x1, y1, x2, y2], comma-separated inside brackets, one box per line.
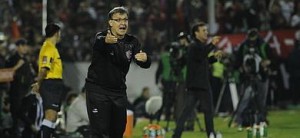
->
[42, 56, 47, 64]
[125, 50, 132, 60]
[92, 108, 98, 113]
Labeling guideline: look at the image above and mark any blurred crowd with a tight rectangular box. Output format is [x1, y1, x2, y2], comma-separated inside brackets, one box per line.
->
[1, 0, 300, 137]
[0, 0, 300, 62]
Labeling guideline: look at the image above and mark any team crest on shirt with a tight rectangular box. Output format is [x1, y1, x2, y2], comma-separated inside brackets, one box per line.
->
[125, 50, 132, 60]
[42, 56, 47, 64]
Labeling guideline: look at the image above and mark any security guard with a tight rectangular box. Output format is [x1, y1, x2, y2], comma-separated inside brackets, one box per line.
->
[32, 23, 63, 138]
[6, 38, 33, 137]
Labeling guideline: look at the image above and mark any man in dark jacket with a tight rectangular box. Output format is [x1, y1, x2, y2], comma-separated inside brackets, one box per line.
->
[5, 38, 34, 137]
[173, 22, 222, 138]
[85, 7, 151, 138]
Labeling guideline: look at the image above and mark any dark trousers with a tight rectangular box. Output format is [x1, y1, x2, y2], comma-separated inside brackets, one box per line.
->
[22, 127, 38, 138]
[86, 88, 127, 138]
[174, 82, 186, 121]
[156, 81, 177, 122]
[290, 77, 300, 105]
[211, 77, 222, 109]
[9, 87, 28, 137]
[173, 89, 215, 138]
[9, 95, 22, 136]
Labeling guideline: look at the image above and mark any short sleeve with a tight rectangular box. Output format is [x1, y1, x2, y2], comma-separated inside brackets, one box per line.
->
[40, 47, 54, 70]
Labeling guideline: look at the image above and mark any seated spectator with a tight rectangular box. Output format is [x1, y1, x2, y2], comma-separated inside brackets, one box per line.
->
[0, 96, 13, 137]
[133, 87, 150, 118]
[66, 87, 89, 137]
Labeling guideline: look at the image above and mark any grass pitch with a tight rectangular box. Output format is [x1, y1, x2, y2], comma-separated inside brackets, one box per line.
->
[132, 109, 300, 138]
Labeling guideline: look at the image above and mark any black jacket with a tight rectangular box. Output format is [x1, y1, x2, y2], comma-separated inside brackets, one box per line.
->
[186, 40, 215, 90]
[6, 53, 34, 89]
[86, 31, 151, 93]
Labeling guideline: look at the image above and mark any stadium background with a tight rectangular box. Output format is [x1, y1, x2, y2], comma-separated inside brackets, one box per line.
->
[1, 0, 300, 137]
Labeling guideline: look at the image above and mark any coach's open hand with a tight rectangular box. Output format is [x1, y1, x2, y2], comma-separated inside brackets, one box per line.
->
[105, 30, 118, 44]
[135, 50, 147, 62]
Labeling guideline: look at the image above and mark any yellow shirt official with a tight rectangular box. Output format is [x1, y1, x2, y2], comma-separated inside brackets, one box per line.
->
[38, 39, 63, 79]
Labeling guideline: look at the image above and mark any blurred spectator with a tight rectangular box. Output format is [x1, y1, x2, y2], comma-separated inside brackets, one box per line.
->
[0, 33, 8, 67]
[230, 1, 247, 33]
[286, 30, 300, 105]
[0, 34, 8, 99]
[257, 0, 271, 31]
[244, 1, 260, 30]
[0, 96, 13, 137]
[270, 1, 288, 29]
[1, 0, 300, 63]
[66, 87, 89, 137]
[64, 92, 78, 116]
[0, 34, 9, 136]
[279, 0, 294, 24]
[290, 1, 300, 28]
[133, 87, 151, 118]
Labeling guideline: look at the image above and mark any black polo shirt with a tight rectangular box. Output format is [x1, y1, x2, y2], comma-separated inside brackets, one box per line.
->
[86, 31, 151, 95]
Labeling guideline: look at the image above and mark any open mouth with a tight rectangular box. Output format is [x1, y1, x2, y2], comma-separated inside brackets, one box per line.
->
[119, 25, 127, 31]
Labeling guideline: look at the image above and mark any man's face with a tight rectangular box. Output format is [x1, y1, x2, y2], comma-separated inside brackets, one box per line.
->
[18, 44, 29, 55]
[248, 35, 258, 47]
[179, 38, 189, 46]
[195, 25, 208, 42]
[109, 13, 128, 37]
